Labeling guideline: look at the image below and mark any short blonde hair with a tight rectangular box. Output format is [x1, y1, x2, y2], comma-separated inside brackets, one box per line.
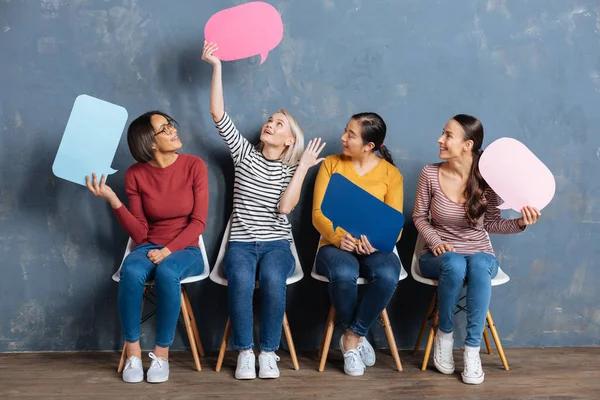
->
[257, 109, 304, 167]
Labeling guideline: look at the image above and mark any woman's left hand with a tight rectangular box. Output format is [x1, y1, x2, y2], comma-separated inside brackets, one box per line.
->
[356, 235, 378, 255]
[517, 206, 541, 228]
[298, 138, 326, 170]
[147, 248, 172, 264]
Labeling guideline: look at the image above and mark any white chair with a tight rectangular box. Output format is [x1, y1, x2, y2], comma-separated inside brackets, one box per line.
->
[113, 235, 210, 372]
[210, 216, 304, 372]
[410, 234, 510, 371]
[311, 236, 408, 372]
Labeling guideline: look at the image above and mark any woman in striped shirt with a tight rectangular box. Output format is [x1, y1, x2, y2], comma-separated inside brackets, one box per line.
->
[413, 114, 541, 385]
[202, 42, 325, 380]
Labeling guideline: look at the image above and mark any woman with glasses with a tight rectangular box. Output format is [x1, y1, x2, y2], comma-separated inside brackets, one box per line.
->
[86, 111, 209, 384]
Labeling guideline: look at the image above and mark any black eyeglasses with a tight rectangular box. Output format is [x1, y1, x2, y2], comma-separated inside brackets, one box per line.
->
[154, 122, 176, 137]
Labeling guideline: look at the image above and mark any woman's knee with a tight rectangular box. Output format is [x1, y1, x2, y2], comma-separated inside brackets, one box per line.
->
[438, 252, 467, 279]
[120, 260, 148, 286]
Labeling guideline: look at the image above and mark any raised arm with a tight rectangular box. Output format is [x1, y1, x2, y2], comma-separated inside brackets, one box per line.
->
[202, 41, 224, 122]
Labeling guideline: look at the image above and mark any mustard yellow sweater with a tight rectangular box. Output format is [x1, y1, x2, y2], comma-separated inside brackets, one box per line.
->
[312, 154, 404, 248]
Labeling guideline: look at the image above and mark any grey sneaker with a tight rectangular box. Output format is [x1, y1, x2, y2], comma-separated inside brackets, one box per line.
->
[235, 349, 256, 380]
[258, 351, 280, 379]
[357, 337, 376, 367]
[339, 335, 366, 376]
[146, 352, 169, 383]
[122, 356, 143, 383]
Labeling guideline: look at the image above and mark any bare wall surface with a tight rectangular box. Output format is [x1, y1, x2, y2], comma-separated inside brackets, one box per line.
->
[0, 0, 599, 351]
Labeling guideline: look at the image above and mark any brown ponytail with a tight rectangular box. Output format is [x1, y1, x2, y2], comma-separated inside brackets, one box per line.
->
[452, 114, 488, 225]
[351, 112, 395, 166]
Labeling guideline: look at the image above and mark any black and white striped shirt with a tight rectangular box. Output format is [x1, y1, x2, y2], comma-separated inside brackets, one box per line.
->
[215, 113, 298, 242]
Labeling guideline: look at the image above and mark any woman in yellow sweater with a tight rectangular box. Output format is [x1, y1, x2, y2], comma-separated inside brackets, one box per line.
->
[312, 113, 404, 376]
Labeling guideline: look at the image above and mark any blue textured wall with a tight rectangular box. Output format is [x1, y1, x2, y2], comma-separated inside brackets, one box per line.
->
[1, 0, 599, 351]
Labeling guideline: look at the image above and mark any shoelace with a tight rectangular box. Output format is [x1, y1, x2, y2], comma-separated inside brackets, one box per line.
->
[240, 352, 253, 370]
[464, 352, 481, 374]
[149, 352, 167, 369]
[343, 349, 363, 369]
[264, 353, 280, 370]
[124, 356, 141, 371]
[437, 337, 453, 362]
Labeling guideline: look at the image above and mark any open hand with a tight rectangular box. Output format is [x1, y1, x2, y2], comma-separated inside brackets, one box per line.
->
[201, 41, 221, 67]
[299, 138, 326, 170]
[85, 173, 120, 208]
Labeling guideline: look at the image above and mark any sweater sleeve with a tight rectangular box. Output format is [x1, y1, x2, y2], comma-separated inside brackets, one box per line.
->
[413, 165, 444, 250]
[113, 168, 149, 244]
[214, 112, 253, 167]
[384, 168, 404, 242]
[164, 158, 209, 252]
[483, 188, 525, 234]
[312, 156, 349, 247]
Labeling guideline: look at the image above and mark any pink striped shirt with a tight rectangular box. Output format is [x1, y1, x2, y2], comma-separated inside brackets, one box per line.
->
[413, 163, 524, 255]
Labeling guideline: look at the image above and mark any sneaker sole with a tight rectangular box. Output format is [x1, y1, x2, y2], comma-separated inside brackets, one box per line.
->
[235, 373, 257, 380]
[433, 358, 455, 375]
[363, 358, 376, 367]
[123, 376, 144, 383]
[147, 376, 169, 383]
[344, 368, 366, 377]
[462, 372, 485, 385]
[259, 372, 280, 379]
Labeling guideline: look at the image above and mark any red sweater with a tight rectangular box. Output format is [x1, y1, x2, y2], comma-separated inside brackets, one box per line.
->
[113, 154, 209, 252]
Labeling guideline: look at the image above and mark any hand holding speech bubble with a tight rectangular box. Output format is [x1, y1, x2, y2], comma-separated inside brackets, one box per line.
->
[479, 137, 555, 212]
[321, 173, 404, 253]
[204, 1, 283, 64]
[52, 95, 128, 186]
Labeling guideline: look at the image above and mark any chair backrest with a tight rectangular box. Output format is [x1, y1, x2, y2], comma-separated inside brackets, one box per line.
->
[209, 215, 304, 287]
[112, 235, 211, 284]
[410, 233, 510, 287]
[310, 236, 408, 284]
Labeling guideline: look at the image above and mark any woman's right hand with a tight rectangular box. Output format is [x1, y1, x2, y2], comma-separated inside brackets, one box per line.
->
[85, 173, 121, 208]
[433, 242, 455, 256]
[339, 234, 357, 252]
[201, 41, 221, 67]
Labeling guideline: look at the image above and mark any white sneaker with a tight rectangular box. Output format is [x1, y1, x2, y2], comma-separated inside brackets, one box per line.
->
[235, 349, 256, 380]
[122, 355, 143, 383]
[258, 351, 281, 379]
[339, 335, 366, 376]
[433, 330, 455, 374]
[146, 352, 169, 383]
[357, 337, 376, 367]
[462, 347, 485, 384]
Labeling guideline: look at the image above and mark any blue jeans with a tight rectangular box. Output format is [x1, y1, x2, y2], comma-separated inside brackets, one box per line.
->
[316, 245, 401, 337]
[223, 240, 295, 352]
[118, 243, 203, 347]
[419, 251, 499, 347]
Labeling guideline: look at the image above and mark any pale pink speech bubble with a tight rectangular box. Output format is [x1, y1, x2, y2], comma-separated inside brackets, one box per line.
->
[479, 137, 555, 212]
[204, 2, 283, 64]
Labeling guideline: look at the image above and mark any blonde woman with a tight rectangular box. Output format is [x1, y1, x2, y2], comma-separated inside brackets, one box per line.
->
[202, 41, 325, 380]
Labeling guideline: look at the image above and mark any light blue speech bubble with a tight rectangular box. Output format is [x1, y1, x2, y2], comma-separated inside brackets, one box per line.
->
[52, 95, 128, 186]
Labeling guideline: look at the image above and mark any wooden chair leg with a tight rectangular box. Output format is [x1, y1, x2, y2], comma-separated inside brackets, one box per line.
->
[483, 326, 493, 355]
[117, 342, 127, 373]
[413, 292, 437, 354]
[380, 309, 402, 371]
[180, 291, 201, 371]
[282, 312, 299, 370]
[318, 306, 334, 358]
[118, 287, 147, 373]
[318, 306, 336, 372]
[215, 317, 231, 372]
[182, 288, 204, 357]
[421, 307, 439, 371]
[486, 310, 509, 371]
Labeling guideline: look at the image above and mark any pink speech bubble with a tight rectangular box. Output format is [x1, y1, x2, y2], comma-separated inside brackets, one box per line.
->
[479, 137, 555, 212]
[204, 2, 283, 64]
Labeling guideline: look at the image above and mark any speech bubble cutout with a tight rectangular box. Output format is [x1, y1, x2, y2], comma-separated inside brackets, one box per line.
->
[479, 137, 556, 212]
[321, 173, 405, 253]
[52, 94, 128, 186]
[204, 1, 283, 64]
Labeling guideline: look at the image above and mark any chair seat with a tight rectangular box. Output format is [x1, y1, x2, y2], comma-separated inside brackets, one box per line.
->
[111, 236, 211, 285]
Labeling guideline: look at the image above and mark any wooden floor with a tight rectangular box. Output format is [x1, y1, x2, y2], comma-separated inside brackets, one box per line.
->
[1, 348, 599, 399]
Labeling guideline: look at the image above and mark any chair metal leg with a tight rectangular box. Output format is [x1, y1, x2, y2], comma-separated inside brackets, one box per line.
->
[483, 326, 493, 355]
[215, 318, 231, 372]
[413, 292, 437, 354]
[318, 306, 336, 372]
[421, 307, 439, 371]
[486, 310, 509, 370]
[282, 312, 299, 370]
[380, 309, 402, 371]
[180, 291, 201, 371]
[182, 288, 204, 357]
